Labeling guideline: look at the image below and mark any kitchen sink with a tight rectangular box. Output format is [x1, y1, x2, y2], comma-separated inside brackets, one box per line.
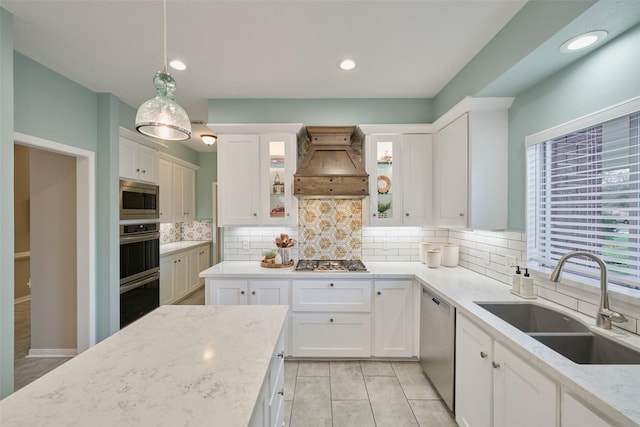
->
[531, 333, 640, 365]
[476, 302, 589, 333]
[476, 302, 640, 365]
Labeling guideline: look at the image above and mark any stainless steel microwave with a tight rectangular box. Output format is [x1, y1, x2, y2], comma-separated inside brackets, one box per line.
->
[119, 180, 159, 220]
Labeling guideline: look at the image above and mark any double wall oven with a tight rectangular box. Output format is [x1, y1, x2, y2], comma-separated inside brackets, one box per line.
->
[119, 180, 160, 328]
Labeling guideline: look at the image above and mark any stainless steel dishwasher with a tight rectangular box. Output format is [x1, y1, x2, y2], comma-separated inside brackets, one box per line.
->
[420, 285, 455, 411]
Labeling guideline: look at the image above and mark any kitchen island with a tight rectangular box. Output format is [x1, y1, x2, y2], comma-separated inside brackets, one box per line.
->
[0, 305, 288, 427]
[201, 261, 640, 426]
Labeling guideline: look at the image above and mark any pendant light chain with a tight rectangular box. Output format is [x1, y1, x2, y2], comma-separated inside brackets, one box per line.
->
[163, 0, 168, 72]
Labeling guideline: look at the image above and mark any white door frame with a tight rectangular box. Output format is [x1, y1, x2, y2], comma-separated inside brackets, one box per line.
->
[14, 132, 96, 352]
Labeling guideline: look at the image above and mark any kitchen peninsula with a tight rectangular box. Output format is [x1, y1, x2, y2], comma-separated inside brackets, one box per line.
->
[0, 305, 287, 427]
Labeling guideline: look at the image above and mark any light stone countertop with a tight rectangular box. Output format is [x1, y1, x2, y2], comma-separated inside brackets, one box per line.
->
[0, 305, 288, 427]
[160, 240, 211, 257]
[201, 261, 640, 426]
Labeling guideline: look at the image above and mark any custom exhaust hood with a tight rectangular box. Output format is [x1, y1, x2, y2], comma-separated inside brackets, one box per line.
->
[294, 126, 369, 198]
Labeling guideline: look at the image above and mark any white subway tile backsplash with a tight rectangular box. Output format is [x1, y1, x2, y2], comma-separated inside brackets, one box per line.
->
[537, 287, 578, 311]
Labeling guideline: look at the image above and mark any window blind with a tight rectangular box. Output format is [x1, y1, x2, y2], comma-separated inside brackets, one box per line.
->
[527, 111, 640, 289]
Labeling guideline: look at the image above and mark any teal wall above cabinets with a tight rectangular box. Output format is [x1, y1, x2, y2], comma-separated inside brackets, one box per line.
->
[507, 23, 640, 230]
[208, 98, 434, 124]
[196, 152, 217, 220]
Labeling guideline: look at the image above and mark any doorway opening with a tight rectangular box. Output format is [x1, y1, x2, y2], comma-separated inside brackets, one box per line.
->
[13, 132, 95, 390]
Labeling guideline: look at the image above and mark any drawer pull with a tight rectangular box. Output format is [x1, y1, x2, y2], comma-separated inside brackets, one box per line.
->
[377, 291, 381, 295]
[240, 290, 245, 295]
[329, 318, 334, 323]
[252, 291, 256, 295]
[277, 351, 284, 359]
[492, 361, 500, 369]
[329, 283, 334, 287]
[277, 388, 285, 396]
[480, 351, 487, 359]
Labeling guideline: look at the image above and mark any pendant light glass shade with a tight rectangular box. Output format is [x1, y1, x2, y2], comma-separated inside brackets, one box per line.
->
[135, 0, 191, 141]
[136, 70, 191, 140]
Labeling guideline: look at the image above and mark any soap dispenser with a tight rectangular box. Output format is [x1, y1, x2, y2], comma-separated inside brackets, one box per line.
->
[520, 268, 535, 298]
[511, 266, 522, 294]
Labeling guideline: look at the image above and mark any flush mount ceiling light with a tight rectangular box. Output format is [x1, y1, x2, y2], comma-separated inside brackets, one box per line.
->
[201, 134, 217, 146]
[135, 0, 191, 141]
[338, 59, 356, 71]
[169, 59, 187, 71]
[559, 30, 608, 53]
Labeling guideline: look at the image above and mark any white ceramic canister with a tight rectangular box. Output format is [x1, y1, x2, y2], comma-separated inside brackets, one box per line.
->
[426, 250, 441, 268]
[441, 244, 459, 267]
[421, 242, 440, 264]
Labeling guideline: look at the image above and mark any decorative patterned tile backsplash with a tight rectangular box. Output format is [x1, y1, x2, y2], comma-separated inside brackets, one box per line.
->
[298, 199, 362, 260]
[160, 220, 212, 244]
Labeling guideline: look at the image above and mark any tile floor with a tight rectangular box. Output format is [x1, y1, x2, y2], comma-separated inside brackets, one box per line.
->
[284, 360, 457, 427]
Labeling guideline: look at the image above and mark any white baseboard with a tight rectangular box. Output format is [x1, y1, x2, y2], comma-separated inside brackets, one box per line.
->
[28, 348, 77, 358]
[14, 295, 31, 304]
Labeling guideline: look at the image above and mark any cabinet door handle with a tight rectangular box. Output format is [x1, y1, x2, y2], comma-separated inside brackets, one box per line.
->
[277, 351, 284, 359]
[480, 351, 488, 359]
[251, 291, 256, 295]
[142, 170, 146, 173]
[136, 168, 140, 172]
[492, 361, 500, 369]
[372, 213, 377, 217]
[459, 212, 464, 217]
[377, 291, 381, 295]
[329, 283, 334, 287]
[329, 318, 334, 323]
[405, 213, 409, 216]
[277, 388, 285, 396]
[253, 213, 257, 216]
[240, 290, 245, 295]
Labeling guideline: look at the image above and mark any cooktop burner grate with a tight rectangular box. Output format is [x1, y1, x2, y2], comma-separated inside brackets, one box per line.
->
[295, 259, 368, 272]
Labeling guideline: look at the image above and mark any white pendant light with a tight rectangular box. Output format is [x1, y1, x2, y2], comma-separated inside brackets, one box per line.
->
[136, 0, 191, 141]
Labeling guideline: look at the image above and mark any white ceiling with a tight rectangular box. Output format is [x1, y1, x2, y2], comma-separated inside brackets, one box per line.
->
[4, 0, 527, 152]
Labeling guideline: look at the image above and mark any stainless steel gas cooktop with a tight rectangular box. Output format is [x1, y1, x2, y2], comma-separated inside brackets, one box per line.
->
[295, 259, 368, 272]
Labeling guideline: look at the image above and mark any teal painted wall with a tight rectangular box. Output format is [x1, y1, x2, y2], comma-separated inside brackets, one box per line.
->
[196, 152, 217, 220]
[433, 0, 595, 119]
[0, 8, 15, 399]
[208, 98, 434, 124]
[14, 53, 98, 150]
[508, 24, 640, 230]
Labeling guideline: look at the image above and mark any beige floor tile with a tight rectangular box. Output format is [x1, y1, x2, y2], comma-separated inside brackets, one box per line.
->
[330, 361, 368, 400]
[285, 399, 293, 427]
[360, 360, 395, 376]
[392, 361, 440, 400]
[365, 376, 418, 427]
[285, 360, 298, 400]
[290, 377, 332, 427]
[332, 400, 376, 427]
[297, 361, 330, 377]
[409, 400, 457, 427]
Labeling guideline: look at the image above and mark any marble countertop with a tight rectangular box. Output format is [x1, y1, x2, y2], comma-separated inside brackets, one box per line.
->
[201, 261, 640, 426]
[160, 240, 211, 257]
[0, 305, 288, 427]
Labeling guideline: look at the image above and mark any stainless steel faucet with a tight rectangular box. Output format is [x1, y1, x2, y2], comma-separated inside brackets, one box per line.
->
[549, 251, 627, 329]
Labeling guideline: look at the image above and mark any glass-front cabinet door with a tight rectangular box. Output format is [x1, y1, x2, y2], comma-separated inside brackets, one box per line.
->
[367, 134, 402, 225]
[260, 134, 297, 226]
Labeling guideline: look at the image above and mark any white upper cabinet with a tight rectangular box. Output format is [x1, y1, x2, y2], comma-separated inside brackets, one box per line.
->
[158, 155, 197, 223]
[434, 97, 512, 230]
[119, 137, 159, 184]
[217, 130, 297, 227]
[366, 133, 433, 226]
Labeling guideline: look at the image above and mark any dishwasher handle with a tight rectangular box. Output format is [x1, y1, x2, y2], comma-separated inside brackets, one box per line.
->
[422, 286, 451, 315]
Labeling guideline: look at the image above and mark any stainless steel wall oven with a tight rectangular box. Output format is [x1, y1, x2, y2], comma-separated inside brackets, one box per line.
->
[120, 222, 160, 328]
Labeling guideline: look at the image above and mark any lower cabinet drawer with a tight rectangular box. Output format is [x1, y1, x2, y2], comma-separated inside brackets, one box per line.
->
[291, 280, 372, 312]
[291, 313, 371, 357]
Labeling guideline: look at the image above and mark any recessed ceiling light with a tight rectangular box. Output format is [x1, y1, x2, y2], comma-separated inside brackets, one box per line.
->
[201, 134, 217, 145]
[169, 59, 187, 71]
[338, 59, 356, 71]
[559, 30, 608, 53]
